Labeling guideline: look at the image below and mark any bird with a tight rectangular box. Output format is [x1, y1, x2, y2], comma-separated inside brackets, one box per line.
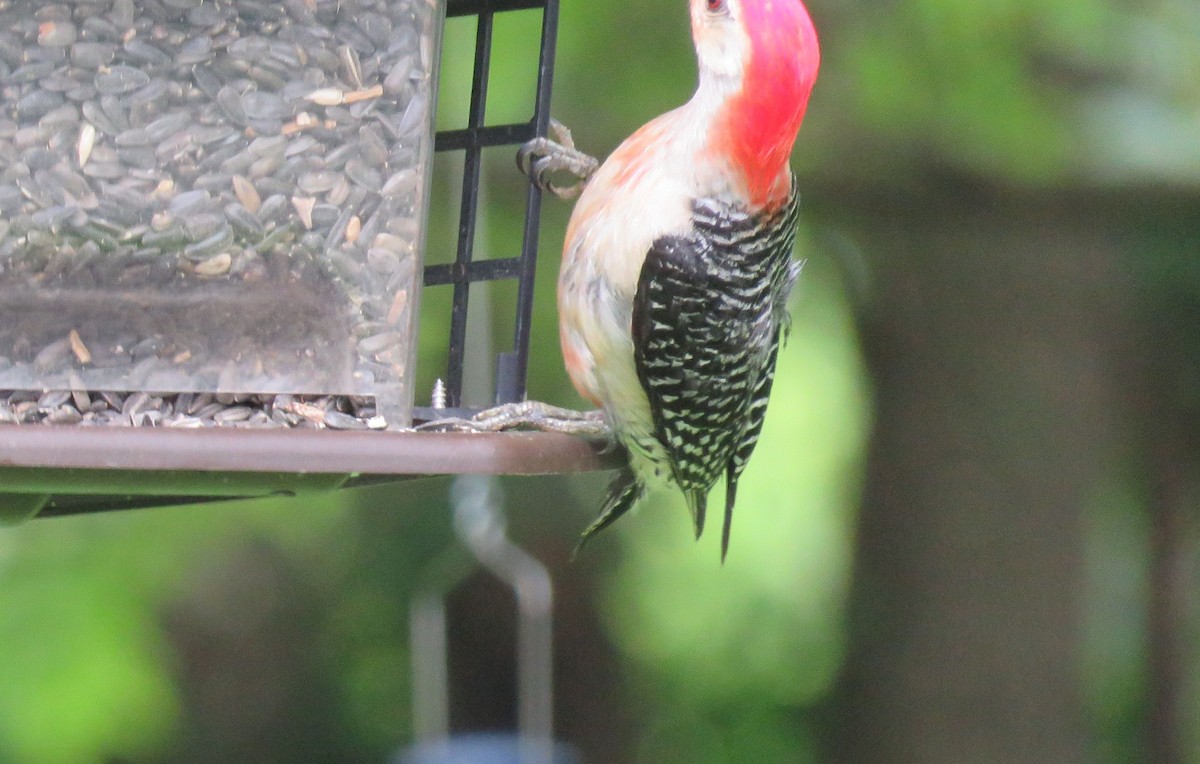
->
[456, 0, 820, 561]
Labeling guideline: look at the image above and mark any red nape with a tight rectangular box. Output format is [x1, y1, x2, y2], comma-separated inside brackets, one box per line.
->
[713, 0, 819, 209]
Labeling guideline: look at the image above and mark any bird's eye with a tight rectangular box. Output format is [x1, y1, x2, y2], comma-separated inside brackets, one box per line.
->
[706, 0, 727, 13]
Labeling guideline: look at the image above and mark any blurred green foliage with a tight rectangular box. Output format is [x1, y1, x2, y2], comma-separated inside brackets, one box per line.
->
[0, 496, 349, 761]
[0, 0, 1196, 761]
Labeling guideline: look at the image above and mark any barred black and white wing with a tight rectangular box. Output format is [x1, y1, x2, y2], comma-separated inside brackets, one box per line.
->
[631, 179, 801, 559]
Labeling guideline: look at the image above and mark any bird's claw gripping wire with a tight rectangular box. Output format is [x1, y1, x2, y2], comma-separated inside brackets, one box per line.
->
[517, 119, 600, 200]
[417, 401, 616, 445]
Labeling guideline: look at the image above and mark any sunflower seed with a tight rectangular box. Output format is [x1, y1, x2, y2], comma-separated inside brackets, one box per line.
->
[37, 21, 77, 48]
[193, 252, 232, 277]
[77, 122, 96, 166]
[122, 39, 171, 67]
[323, 410, 368, 430]
[70, 41, 116, 68]
[95, 65, 149, 94]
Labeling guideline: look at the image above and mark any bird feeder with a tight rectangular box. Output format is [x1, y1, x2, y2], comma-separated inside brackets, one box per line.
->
[0, 0, 612, 521]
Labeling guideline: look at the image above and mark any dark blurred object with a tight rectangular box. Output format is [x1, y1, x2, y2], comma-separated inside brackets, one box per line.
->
[825, 182, 1152, 762]
[1125, 191, 1200, 764]
[162, 539, 352, 762]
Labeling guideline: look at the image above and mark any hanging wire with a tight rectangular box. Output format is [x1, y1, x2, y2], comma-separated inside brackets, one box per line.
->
[407, 476, 555, 764]
[410, 544, 474, 745]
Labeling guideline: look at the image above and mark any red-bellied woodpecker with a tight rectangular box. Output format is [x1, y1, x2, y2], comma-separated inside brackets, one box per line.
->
[450, 0, 819, 560]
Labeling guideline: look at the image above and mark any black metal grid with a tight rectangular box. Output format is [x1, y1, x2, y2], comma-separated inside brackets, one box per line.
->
[414, 0, 560, 422]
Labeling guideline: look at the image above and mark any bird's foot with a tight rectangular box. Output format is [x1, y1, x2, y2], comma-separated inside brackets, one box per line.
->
[418, 401, 614, 443]
[517, 118, 600, 200]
